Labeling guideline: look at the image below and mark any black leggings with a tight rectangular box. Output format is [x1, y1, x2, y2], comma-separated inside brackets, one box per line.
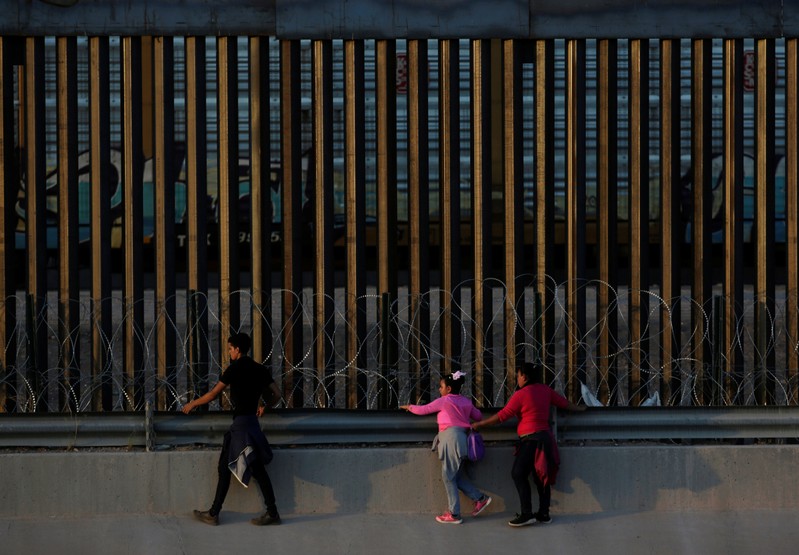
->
[210, 433, 277, 517]
[511, 438, 550, 515]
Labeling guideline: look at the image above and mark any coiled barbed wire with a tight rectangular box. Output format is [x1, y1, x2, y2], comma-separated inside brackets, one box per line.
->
[1, 276, 797, 412]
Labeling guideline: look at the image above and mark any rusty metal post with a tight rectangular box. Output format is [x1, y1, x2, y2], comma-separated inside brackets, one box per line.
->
[24, 37, 48, 411]
[0, 37, 17, 413]
[755, 38, 776, 405]
[596, 38, 618, 406]
[407, 39, 430, 404]
[628, 39, 650, 406]
[312, 39, 335, 407]
[153, 36, 176, 410]
[121, 36, 145, 410]
[690, 39, 713, 405]
[379, 291, 391, 408]
[439, 39, 461, 377]
[24, 294, 40, 411]
[471, 39, 493, 405]
[90, 36, 113, 411]
[280, 39, 304, 408]
[534, 40, 556, 387]
[248, 36, 271, 367]
[185, 36, 208, 402]
[502, 39, 524, 401]
[56, 36, 80, 412]
[344, 39, 367, 409]
[376, 39, 399, 408]
[711, 295, 724, 406]
[722, 38, 744, 405]
[786, 39, 799, 405]
[659, 39, 683, 406]
[565, 38, 587, 402]
[217, 36, 240, 369]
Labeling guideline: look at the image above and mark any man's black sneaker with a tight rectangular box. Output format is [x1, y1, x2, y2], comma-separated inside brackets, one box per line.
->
[251, 512, 281, 526]
[193, 509, 219, 526]
[508, 513, 535, 527]
[534, 512, 552, 524]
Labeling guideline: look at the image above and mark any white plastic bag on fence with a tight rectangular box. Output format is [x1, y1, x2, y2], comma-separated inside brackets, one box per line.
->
[640, 391, 661, 407]
[580, 382, 605, 407]
[580, 382, 661, 407]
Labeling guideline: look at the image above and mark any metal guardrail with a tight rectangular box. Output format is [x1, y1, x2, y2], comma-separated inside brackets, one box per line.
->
[557, 407, 799, 441]
[1, 407, 799, 449]
[0, 409, 516, 448]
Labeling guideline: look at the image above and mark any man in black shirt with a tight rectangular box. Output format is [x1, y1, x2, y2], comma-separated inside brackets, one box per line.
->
[182, 332, 282, 526]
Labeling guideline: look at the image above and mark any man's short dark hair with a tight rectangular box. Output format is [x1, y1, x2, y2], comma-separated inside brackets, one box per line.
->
[228, 332, 252, 354]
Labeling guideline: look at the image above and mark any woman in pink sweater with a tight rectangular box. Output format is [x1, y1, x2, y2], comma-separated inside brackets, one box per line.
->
[401, 371, 492, 524]
[473, 362, 585, 527]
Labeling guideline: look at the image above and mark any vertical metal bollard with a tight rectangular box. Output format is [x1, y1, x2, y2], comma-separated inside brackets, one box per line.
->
[533, 291, 547, 381]
[379, 292, 389, 408]
[711, 295, 723, 406]
[25, 294, 36, 411]
[755, 301, 769, 405]
[188, 289, 198, 401]
[378, 291, 399, 408]
[145, 400, 154, 452]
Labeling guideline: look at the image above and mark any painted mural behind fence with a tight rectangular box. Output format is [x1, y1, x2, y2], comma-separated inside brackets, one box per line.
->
[7, 38, 790, 272]
[7, 144, 789, 270]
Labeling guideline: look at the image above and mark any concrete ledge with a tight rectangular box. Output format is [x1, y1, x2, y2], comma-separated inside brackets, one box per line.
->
[1, 444, 797, 518]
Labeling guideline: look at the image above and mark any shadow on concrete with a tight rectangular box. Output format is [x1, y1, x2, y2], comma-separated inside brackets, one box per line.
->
[553, 444, 723, 513]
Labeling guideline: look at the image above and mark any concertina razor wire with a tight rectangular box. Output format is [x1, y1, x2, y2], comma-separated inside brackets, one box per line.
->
[0, 275, 797, 413]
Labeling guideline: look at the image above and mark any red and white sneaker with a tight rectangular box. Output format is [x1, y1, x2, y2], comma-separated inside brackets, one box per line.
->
[435, 511, 463, 524]
[471, 496, 492, 517]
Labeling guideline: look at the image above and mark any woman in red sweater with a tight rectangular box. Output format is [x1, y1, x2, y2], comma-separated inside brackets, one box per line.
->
[472, 362, 585, 527]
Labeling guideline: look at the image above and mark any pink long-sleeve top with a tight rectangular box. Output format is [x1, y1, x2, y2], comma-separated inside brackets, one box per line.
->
[496, 383, 569, 437]
[497, 384, 569, 437]
[407, 394, 483, 432]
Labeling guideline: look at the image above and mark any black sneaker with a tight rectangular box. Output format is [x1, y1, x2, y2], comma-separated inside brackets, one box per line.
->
[251, 512, 281, 526]
[534, 512, 552, 524]
[193, 509, 219, 526]
[508, 513, 535, 527]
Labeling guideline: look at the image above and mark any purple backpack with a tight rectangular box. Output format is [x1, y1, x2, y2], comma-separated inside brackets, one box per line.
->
[467, 430, 485, 462]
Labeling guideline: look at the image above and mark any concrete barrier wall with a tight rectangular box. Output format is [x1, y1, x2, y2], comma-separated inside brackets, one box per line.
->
[1, 445, 797, 518]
